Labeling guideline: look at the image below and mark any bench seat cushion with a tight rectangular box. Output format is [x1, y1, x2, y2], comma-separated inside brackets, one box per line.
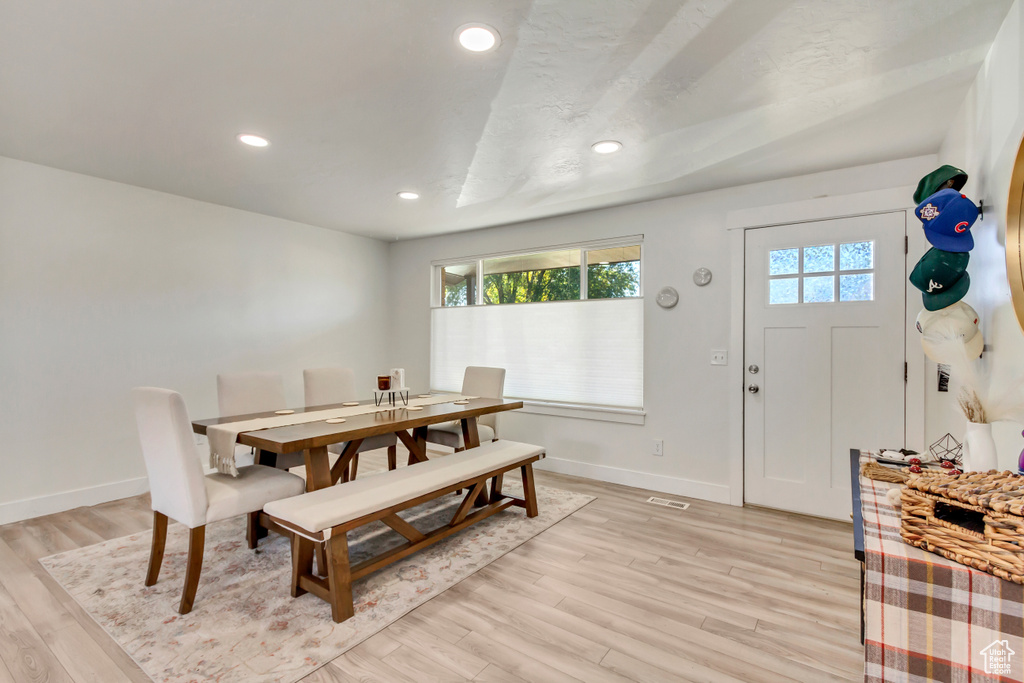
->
[264, 440, 544, 534]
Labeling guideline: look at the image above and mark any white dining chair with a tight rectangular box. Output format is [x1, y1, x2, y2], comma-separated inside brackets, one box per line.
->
[303, 367, 398, 479]
[426, 366, 505, 451]
[131, 387, 305, 614]
[217, 371, 303, 470]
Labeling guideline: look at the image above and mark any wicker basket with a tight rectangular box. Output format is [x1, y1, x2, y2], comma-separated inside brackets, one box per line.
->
[900, 470, 1024, 584]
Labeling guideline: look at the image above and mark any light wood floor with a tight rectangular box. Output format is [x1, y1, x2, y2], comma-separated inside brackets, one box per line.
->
[0, 448, 864, 682]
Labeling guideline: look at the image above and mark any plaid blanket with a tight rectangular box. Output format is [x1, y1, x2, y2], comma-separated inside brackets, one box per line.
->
[860, 458, 1024, 682]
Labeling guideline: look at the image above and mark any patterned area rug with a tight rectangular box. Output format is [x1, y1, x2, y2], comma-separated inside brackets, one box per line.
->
[41, 481, 592, 683]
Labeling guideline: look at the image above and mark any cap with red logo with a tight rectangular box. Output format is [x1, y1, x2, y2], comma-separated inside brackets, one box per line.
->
[915, 188, 978, 252]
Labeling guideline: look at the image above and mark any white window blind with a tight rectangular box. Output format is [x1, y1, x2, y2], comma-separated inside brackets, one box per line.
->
[431, 298, 643, 410]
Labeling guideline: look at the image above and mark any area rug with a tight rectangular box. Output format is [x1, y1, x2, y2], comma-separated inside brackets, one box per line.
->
[41, 481, 592, 683]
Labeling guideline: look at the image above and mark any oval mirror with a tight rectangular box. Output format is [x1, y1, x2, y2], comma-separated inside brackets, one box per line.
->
[1009, 133, 1024, 331]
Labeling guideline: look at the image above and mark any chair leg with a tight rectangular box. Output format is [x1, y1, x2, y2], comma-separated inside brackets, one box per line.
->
[349, 453, 359, 481]
[387, 445, 397, 471]
[178, 525, 206, 615]
[246, 510, 260, 549]
[521, 464, 539, 518]
[145, 511, 168, 586]
[291, 536, 314, 598]
[326, 532, 355, 623]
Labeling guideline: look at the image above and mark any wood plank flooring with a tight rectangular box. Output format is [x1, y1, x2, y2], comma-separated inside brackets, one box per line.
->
[0, 448, 864, 682]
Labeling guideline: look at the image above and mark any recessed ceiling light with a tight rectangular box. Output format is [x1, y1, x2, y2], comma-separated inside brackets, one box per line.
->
[598, 261, 610, 265]
[237, 134, 269, 147]
[592, 140, 622, 154]
[457, 24, 500, 52]
[397, 191, 420, 200]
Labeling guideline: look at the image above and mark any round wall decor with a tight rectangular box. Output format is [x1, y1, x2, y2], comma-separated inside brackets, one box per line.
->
[693, 267, 712, 286]
[1007, 132, 1024, 332]
[656, 286, 679, 309]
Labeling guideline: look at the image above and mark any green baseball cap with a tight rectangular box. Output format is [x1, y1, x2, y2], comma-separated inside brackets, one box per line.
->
[909, 248, 970, 311]
[913, 165, 968, 204]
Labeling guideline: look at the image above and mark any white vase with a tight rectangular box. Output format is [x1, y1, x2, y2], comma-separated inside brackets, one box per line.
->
[963, 422, 998, 472]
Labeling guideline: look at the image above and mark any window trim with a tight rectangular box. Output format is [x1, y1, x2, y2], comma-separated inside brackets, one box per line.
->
[432, 234, 644, 308]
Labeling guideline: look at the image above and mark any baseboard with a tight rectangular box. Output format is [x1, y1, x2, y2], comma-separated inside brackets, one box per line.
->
[0, 476, 150, 526]
[536, 457, 733, 505]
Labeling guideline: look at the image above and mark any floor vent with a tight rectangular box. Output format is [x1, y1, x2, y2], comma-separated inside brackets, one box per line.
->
[646, 496, 690, 510]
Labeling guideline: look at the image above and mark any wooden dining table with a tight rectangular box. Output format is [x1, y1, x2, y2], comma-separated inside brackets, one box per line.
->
[191, 396, 525, 494]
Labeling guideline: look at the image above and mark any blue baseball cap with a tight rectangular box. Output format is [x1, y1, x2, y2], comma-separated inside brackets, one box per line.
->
[915, 189, 978, 252]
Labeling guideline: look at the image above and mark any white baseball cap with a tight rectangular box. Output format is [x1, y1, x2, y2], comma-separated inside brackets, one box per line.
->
[915, 301, 984, 362]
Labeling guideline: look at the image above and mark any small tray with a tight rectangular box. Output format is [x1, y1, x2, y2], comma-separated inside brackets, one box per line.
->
[275, 409, 295, 415]
[325, 418, 346, 424]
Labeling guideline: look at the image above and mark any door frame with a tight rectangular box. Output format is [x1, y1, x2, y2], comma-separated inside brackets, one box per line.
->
[725, 188, 926, 507]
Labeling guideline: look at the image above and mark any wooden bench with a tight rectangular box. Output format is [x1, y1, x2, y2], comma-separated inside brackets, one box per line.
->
[263, 440, 545, 622]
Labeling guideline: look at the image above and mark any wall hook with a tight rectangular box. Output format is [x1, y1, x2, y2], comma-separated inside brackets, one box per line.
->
[978, 200, 984, 220]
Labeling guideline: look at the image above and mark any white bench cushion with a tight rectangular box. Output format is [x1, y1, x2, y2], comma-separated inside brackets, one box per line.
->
[264, 440, 544, 534]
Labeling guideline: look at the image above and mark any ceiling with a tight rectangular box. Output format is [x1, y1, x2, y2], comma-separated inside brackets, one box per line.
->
[0, 0, 1013, 240]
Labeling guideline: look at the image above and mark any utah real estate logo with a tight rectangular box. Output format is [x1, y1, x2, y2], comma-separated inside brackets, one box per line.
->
[980, 640, 1015, 676]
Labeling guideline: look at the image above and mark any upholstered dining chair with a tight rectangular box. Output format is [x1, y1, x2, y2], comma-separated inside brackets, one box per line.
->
[303, 367, 399, 480]
[217, 371, 303, 470]
[131, 387, 305, 614]
[426, 366, 505, 451]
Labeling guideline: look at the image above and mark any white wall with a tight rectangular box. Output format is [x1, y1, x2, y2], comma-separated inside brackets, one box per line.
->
[388, 155, 938, 503]
[938, 0, 1024, 469]
[0, 156, 391, 522]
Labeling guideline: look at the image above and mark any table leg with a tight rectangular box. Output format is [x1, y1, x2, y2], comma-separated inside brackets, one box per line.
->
[460, 418, 489, 506]
[255, 449, 278, 469]
[304, 446, 333, 577]
[396, 428, 429, 465]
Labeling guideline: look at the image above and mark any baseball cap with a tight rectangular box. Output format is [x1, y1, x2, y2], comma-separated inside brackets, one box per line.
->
[913, 165, 968, 204]
[909, 248, 970, 311]
[915, 189, 978, 252]
[915, 301, 983, 362]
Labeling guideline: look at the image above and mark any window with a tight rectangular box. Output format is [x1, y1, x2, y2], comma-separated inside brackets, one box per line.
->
[768, 241, 874, 305]
[431, 237, 643, 411]
[440, 262, 477, 307]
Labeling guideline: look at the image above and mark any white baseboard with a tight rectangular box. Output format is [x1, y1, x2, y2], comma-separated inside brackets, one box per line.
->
[536, 457, 733, 505]
[0, 476, 150, 526]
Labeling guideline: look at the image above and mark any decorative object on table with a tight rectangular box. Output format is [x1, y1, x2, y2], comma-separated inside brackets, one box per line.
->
[862, 459, 910, 484]
[915, 189, 979, 253]
[909, 249, 971, 311]
[901, 469, 1024, 584]
[876, 447, 927, 464]
[1019, 430, 1024, 475]
[913, 164, 968, 204]
[274, 409, 294, 415]
[692, 267, 712, 286]
[655, 286, 679, 308]
[389, 367, 406, 390]
[915, 301, 984, 361]
[376, 375, 391, 390]
[886, 487, 903, 507]
[374, 385, 409, 406]
[929, 432, 964, 466]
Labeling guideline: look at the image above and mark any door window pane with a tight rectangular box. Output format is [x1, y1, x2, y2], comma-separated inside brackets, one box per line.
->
[441, 262, 477, 306]
[769, 249, 799, 275]
[483, 249, 580, 304]
[769, 277, 799, 304]
[840, 273, 874, 302]
[586, 245, 641, 299]
[803, 275, 835, 303]
[840, 241, 874, 271]
[803, 245, 835, 273]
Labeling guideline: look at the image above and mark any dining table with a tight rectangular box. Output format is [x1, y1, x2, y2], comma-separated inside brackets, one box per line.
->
[191, 395, 525, 494]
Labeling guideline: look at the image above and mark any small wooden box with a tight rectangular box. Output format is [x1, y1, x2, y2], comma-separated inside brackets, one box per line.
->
[900, 470, 1024, 584]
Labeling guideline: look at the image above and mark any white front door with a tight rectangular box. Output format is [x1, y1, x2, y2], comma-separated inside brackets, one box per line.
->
[744, 212, 907, 520]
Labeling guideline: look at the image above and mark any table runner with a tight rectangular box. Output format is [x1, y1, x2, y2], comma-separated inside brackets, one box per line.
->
[208, 394, 477, 476]
[859, 454, 1024, 682]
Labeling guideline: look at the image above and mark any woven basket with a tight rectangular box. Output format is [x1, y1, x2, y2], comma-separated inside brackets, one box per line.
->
[900, 470, 1024, 584]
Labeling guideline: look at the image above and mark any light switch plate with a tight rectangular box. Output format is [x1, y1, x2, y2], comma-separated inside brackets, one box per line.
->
[711, 349, 728, 365]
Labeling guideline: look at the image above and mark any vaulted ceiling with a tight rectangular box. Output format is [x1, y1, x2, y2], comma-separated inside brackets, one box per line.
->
[0, 0, 1013, 239]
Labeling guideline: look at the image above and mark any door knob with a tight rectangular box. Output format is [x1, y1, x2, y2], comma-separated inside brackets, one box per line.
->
[748, 364, 759, 374]
[748, 384, 759, 394]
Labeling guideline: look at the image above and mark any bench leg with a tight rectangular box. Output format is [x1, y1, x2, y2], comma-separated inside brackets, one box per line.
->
[326, 533, 355, 623]
[521, 464, 539, 518]
[246, 510, 261, 549]
[291, 536, 314, 597]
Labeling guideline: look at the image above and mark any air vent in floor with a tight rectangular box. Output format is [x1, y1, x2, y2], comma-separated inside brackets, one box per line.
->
[646, 496, 690, 510]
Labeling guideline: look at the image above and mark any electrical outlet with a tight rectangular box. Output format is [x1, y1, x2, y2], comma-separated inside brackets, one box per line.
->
[653, 439, 664, 456]
[711, 349, 728, 365]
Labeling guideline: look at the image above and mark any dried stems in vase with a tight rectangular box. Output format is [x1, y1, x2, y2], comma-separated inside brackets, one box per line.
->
[957, 386, 987, 424]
